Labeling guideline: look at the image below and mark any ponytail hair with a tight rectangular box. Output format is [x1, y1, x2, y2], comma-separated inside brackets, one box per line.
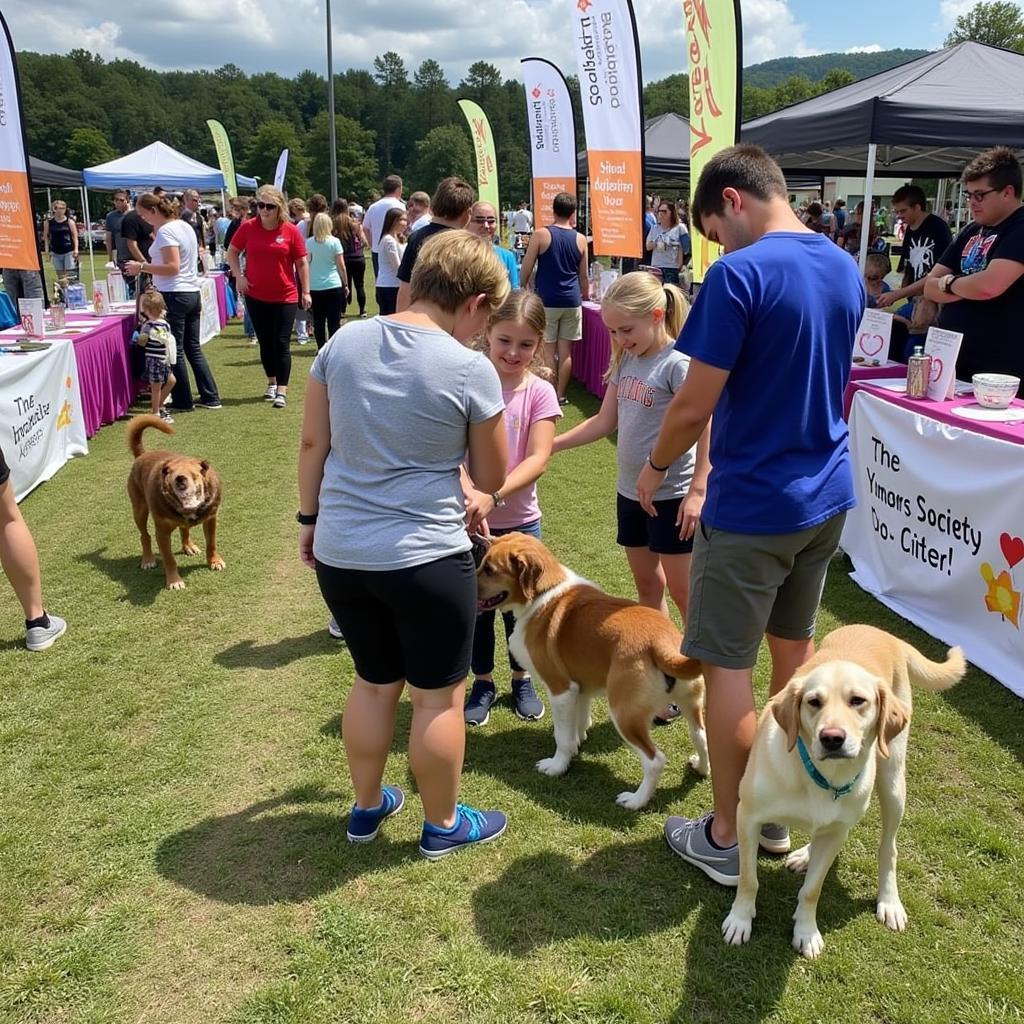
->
[600, 271, 690, 383]
[136, 192, 177, 220]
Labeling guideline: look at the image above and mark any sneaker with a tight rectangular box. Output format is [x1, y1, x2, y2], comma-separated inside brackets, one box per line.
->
[419, 804, 507, 860]
[759, 822, 791, 854]
[158, 409, 175, 425]
[346, 785, 405, 843]
[273, 393, 287, 409]
[512, 676, 545, 721]
[296, 336, 310, 346]
[263, 384, 277, 401]
[558, 396, 570, 406]
[248, 337, 258, 346]
[196, 400, 222, 410]
[25, 613, 67, 652]
[664, 812, 739, 887]
[464, 679, 497, 726]
[327, 617, 344, 640]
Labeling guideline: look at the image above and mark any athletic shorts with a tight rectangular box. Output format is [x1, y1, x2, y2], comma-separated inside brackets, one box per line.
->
[0, 445, 9, 486]
[683, 513, 847, 669]
[616, 493, 693, 555]
[543, 305, 582, 343]
[146, 355, 171, 384]
[315, 550, 477, 689]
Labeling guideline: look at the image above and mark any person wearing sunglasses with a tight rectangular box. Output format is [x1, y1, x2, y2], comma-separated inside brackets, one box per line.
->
[466, 201, 519, 286]
[646, 201, 690, 285]
[924, 147, 1024, 395]
[227, 185, 311, 409]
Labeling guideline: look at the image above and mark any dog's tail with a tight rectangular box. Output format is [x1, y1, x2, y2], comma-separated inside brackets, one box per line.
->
[902, 640, 967, 691]
[127, 414, 173, 457]
[652, 636, 704, 690]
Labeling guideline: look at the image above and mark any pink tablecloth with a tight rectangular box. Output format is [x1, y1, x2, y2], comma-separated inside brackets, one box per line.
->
[846, 377, 1024, 447]
[574, 302, 610, 399]
[210, 271, 229, 329]
[62, 314, 135, 439]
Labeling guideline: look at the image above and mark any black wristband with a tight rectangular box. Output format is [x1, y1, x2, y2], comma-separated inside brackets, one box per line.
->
[648, 452, 671, 473]
[296, 511, 318, 525]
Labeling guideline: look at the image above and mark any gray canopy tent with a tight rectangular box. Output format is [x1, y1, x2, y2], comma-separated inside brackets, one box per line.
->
[742, 41, 1024, 268]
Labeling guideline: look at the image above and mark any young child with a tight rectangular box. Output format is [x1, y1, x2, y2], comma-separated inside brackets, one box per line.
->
[136, 289, 177, 424]
[463, 290, 563, 726]
[864, 252, 894, 309]
[553, 272, 710, 720]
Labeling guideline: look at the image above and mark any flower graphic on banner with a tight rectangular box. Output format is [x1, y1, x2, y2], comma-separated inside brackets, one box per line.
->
[979, 532, 1024, 630]
[56, 375, 74, 431]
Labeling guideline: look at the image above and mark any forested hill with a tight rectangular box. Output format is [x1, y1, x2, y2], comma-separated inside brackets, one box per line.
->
[744, 48, 931, 88]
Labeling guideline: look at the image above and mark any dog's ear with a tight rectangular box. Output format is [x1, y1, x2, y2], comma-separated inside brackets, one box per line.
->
[161, 462, 172, 476]
[771, 682, 803, 752]
[470, 533, 492, 570]
[199, 460, 210, 475]
[875, 684, 910, 758]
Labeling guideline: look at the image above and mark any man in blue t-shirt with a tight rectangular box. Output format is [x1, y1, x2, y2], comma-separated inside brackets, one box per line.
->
[467, 201, 520, 288]
[636, 144, 865, 887]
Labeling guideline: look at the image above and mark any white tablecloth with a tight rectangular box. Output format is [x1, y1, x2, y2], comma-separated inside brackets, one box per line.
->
[199, 276, 218, 346]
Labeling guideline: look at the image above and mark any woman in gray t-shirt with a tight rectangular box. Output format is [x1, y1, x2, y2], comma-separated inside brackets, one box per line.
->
[298, 230, 514, 858]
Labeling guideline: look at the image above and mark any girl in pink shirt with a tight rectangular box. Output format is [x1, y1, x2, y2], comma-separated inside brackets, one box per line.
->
[463, 291, 562, 726]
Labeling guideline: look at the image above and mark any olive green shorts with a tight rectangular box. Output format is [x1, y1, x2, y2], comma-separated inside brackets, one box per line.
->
[682, 513, 847, 669]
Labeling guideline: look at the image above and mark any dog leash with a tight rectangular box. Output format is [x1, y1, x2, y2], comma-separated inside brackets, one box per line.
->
[796, 736, 863, 800]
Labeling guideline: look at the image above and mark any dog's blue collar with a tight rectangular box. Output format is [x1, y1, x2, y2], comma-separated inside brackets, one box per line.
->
[796, 736, 862, 800]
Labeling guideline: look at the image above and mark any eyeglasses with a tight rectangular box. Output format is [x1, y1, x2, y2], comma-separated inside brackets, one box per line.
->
[472, 217, 497, 224]
[256, 201, 277, 210]
[962, 187, 1000, 202]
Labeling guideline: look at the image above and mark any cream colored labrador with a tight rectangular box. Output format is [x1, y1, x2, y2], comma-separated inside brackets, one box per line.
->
[722, 624, 966, 959]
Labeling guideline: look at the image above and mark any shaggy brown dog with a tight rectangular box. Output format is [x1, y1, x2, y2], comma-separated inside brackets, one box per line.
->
[126, 415, 224, 590]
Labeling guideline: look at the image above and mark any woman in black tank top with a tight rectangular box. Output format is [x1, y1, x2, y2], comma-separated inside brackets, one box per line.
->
[43, 200, 79, 275]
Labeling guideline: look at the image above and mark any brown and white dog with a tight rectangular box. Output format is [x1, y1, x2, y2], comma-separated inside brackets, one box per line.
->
[126, 415, 224, 590]
[722, 624, 966, 958]
[475, 532, 708, 809]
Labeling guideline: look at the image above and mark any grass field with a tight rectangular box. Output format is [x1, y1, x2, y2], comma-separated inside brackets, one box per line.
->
[0, 314, 1022, 1024]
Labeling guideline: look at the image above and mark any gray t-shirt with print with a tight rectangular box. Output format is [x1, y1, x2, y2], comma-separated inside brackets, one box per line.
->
[610, 345, 694, 501]
[310, 316, 504, 570]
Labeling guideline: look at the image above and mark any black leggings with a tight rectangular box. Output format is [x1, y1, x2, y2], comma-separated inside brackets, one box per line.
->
[310, 287, 344, 349]
[245, 295, 296, 387]
[376, 286, 398, 315]
[344, 257, 366, 315]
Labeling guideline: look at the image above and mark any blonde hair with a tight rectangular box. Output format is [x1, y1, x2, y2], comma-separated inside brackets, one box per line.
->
[483, 289, 550, 380]
[139, 288, 166, 319]
[409, 230, 510, 315]
[311, 212, 334, 244]
[137, 193, 177, 220]
[255, 185, 287, 226]
[288, 197, 308, 219]
[864, 252, 890, 279]
[600, 271, 689, 383]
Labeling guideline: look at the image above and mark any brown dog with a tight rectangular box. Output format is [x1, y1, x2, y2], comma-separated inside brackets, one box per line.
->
[476, 532, 707, 809]
[126, 415, 224, 590]
[722, 625, 965, 958]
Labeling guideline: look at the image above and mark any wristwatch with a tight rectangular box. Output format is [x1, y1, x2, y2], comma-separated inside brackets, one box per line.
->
[491, 491, 506, 508]
[295, 511, 318, 525]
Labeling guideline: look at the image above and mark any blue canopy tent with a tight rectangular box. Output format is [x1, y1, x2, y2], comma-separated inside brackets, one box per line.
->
[83, 141, 257, 190]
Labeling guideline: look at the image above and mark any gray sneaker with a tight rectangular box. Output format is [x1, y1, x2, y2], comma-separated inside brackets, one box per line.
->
[759, 822, 791, 854]
[664, 813, 739, 887]
[25, 613, 67, 652]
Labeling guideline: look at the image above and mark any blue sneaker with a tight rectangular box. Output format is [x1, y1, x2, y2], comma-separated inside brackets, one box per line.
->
[419, 804, 507, 860]
[346, 785, 405, 843]
[464, 679, 497, 727]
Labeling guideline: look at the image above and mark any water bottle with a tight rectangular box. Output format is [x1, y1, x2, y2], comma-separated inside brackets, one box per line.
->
[66, 280, 86, 310]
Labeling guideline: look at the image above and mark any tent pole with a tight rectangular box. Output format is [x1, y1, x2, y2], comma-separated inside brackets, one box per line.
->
[46, 188, 52, 211]
[83, 186, 96, 284]
[955, 182, 964, 233]
[857, 143, 877, 275]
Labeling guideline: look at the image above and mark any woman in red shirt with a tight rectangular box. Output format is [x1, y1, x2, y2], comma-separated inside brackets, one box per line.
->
[227, 185, 311, 409]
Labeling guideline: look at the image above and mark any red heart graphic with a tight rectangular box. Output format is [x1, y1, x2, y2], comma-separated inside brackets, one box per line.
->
[1000, 532, 1024, 568]
[857, 332, 884, 357]
[930, 356, 943, 382]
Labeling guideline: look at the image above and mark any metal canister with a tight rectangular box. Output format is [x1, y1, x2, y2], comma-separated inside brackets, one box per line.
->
[906, 345, 932, 399]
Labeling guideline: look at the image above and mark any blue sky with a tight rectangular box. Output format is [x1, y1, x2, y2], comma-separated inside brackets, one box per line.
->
[2, 0, 978, 82]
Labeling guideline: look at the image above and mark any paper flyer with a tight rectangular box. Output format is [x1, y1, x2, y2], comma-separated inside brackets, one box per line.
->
[924, 326, 963, 401]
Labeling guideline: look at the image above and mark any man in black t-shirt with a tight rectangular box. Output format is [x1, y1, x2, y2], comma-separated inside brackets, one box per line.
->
[886, 184, 952, 305]
[395, 176, 474, 312]
[925, 147, 1024, 394]
[121, 198, 154, 300]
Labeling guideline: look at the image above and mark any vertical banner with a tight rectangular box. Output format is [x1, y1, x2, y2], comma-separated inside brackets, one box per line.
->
[684, 0, 742, 283]
[457, 99, 500, 214]
[0, 13, 41, 272]
[520, 58, 578, 231]
[206, 119, 238, 193]
[569, 0, 644, 258]
[273, 149, 289, 192]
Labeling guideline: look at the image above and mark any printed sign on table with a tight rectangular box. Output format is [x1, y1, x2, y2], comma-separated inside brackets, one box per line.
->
[924, 326, 963, 401]
[17, 297, 43, 337]
[843, 390, 1024, 697]
[854, 308, 893, 363]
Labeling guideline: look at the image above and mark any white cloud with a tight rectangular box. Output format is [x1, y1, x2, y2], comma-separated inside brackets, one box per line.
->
[939, 0, 976, 25]
[845, 43, 884, 54]
[2, 0, 822, 84]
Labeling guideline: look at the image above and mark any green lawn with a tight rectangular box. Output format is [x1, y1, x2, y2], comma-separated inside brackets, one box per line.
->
[0, 317, 1022, 1024]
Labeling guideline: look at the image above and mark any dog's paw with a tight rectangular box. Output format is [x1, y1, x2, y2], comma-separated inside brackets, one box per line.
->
[615, 790, 648, 810]
[181, 542, 201, 556]
[722, 911, 753, 946]
[876, 899, 908, 932]
[209, 556, 226, 571]
[166, 578, 186, 591]
[536, 756, 570, 777]
[141, 557, 158, 570]
[792, 925, 825, 959]
[785, 845, 811, 873]
[688, 752, 710, 777]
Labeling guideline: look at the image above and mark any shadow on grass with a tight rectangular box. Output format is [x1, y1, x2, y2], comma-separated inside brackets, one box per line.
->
[473, 836, 866, 1020]
[215, 631, 341, 670]
[78, 546, 207, 607]
[214, 396, 268, 408]
[155, 785, 407, 904]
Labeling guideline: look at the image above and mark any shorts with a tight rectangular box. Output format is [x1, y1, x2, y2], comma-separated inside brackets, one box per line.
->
[51, 252, 76, 274]
[316, 550, 477, 689]
[683, 513, 847, 669]
[0, 445, 9, 487]
[146, 355, 171, 384]
[543, 305, 582, 343]
[616, 493, 694, 555]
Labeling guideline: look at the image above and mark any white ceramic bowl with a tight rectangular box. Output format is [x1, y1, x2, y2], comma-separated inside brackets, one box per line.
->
[973, 373, 1021, 410]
